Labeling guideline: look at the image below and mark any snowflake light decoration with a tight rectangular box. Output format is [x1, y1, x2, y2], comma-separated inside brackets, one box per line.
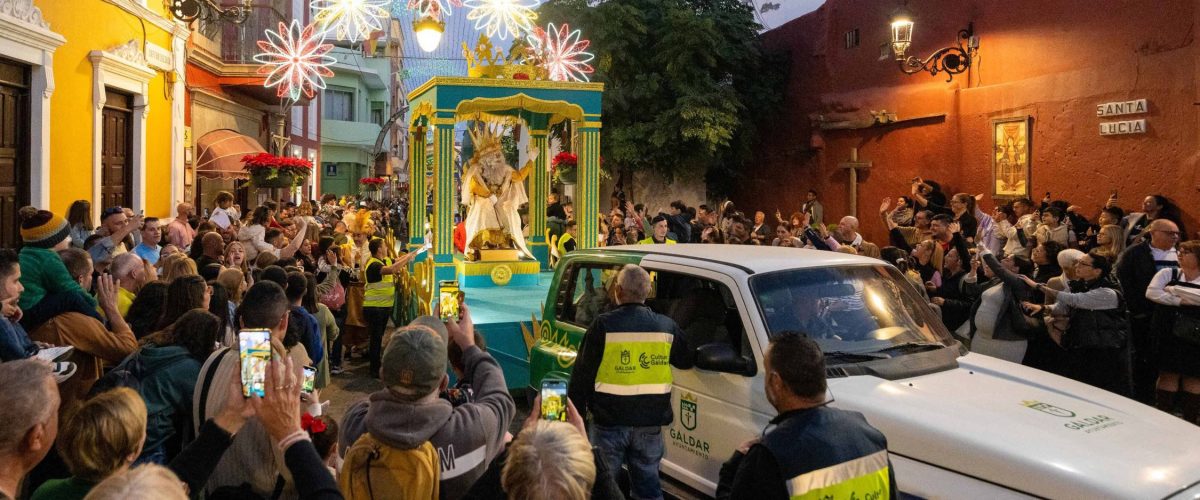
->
[254, 20, 337, 101]
[528, 23, 594, 82]
[405, 0, 462, 18]
[312, 0, 390, 42]
[464, 0, 539, 40]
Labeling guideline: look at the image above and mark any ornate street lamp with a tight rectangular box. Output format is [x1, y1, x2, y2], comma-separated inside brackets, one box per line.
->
[889, 4, 977, 82]
[168, 0, 253, 25]
[413, 15, 445, 52]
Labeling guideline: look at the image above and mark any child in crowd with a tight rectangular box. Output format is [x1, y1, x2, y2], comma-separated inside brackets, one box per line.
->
[17, 210, 103, 332]
[303, 413, 341, 477]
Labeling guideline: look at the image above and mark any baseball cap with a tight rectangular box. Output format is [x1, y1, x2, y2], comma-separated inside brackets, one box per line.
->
[381, 326, 447, 398]
[409, 315, 449, 341]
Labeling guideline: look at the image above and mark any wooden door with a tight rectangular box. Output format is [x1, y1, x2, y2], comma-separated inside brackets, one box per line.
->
[0, 59, 30, 249]
[101, 89, 132, 210]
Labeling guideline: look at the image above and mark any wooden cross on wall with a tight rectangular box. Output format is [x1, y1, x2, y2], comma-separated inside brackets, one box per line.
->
[838, 147, 872, 218]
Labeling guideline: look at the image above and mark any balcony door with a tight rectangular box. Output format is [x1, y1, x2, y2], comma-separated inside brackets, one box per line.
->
[101, 88, 133, 210]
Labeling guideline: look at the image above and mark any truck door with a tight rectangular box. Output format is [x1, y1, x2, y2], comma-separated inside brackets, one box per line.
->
[641, 262, 774, 496]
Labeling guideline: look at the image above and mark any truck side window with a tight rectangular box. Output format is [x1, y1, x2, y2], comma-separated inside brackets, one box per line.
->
[556, 264, 621, 327]
[648, 271, 751, 365]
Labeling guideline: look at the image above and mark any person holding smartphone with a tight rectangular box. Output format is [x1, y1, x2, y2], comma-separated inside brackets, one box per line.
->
[339, 308, 516, 499]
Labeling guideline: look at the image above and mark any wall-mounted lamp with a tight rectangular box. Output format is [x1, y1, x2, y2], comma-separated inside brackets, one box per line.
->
[889, 4, 977, 82]
[168, 0, 253, 25]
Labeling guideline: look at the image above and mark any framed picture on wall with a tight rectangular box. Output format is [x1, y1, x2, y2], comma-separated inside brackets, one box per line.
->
[992, 116, 1032, 198]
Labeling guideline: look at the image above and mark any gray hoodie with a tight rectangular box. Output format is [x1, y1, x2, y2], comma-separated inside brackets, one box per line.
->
[340, 345, 515, 500]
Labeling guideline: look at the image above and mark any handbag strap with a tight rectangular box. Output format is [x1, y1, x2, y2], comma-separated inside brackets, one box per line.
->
[1170, 268, 1200, 290]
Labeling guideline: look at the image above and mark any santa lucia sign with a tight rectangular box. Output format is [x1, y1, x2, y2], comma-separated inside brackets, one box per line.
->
[1097, 99, 1148, 136]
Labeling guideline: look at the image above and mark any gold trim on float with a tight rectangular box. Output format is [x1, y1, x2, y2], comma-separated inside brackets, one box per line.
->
[408, 76, 604, 101]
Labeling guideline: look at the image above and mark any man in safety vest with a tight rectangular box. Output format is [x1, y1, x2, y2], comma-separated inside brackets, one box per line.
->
[716, 333, 897, 500]
[557, 220, 579, 256]
[638, 215, 677, 245]
[362, 237, 415, 377]
[568, 264, 693, 500]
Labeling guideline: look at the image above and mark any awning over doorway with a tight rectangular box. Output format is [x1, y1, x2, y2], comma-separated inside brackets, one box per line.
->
[195, 129, 266, 179]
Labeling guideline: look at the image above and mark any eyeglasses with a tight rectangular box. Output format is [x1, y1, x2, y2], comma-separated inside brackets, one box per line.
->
[1075, 261, 1095, 269]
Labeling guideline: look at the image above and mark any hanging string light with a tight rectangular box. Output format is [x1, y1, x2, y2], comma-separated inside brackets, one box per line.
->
[463, 0, 539, 40]
[312, 0, 390, 42]
[528, 22, 594, 82]
[254, 20, 337, 101]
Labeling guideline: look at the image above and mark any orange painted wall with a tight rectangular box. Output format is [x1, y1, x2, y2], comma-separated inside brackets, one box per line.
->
[739, 0, 1199, 245]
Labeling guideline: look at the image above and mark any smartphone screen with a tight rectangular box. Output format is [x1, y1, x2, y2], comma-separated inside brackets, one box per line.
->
[541, 379, 568, 422]
[302, 366, 316, 394]
[439, 282, 461, 322]
[238, 329, 271, 398]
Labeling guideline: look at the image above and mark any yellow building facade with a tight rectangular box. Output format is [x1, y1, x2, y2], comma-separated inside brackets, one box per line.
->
[0, 0, 187, 235]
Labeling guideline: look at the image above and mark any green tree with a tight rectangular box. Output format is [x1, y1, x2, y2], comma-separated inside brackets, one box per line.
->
[537, 0, 787, 196]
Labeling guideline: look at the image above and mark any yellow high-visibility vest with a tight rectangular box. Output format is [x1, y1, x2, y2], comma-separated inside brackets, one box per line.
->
[637, 237, 676, 245]
[363, 257, 395, 308]
[557, 232, 576, 256]
[594, 332, 674, 396]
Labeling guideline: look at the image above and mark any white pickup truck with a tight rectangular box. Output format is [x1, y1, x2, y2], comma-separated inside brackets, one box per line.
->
[528, 245, 1200, 499]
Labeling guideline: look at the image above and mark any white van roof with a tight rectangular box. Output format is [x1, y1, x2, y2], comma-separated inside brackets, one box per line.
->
[592, 244, 884, 275]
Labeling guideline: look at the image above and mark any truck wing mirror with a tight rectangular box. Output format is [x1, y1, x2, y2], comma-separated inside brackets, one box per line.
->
[695, 342, 752, 375]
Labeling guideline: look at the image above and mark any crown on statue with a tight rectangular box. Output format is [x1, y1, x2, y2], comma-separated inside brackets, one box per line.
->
[466, 117, 510, 157]
[462, 35, 547, 80]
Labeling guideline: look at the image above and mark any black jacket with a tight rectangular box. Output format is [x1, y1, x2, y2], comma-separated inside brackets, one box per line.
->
[1116, 241, 1172, 317]
[966, 252, 1042, 341]
[568, 303, 694, 427]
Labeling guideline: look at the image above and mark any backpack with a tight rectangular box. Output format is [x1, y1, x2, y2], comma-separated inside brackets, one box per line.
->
[89, 350, 146, 397]
[339, 433, 440, 500]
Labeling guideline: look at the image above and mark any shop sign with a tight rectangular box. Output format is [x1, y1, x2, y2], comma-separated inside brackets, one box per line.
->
[1096, 99, 1147, 117]
[1099, 119, 1146, 136]
[144, 42, 173, 72]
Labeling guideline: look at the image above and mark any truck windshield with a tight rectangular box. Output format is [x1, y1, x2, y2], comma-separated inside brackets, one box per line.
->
[750, 265, 954, 357]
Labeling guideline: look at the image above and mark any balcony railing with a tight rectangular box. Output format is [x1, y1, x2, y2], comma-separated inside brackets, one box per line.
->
[194, 1, 288, 65]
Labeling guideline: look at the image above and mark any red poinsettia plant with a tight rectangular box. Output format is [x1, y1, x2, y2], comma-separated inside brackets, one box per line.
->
[241, 153, 313, 176]
[360, 177, 388, 185]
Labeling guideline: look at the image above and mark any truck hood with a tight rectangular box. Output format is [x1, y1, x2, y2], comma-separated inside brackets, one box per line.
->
[829, 352, 1200, 499]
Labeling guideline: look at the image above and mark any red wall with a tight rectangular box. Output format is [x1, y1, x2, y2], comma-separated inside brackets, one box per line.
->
[738, 0, 1200, 245]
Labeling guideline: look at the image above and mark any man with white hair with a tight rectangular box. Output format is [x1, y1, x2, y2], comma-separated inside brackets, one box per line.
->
[568, 264, 694, 500]
[110, 253, 147, 318]
[834, 215, 864, 249]
[0, 359, 59, 499]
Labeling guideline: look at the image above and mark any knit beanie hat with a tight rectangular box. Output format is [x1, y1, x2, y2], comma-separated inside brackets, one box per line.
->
[21, 210, 69, 249]
[380, 325, 447, 399]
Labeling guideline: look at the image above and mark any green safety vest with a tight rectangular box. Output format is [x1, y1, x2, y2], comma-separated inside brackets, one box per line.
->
[363, 257, 395, 308]
[594, 332, 674, 396]
[785, 450, 890, 500]
[557, 232, 576, 256]
[637, 237, 676, 245]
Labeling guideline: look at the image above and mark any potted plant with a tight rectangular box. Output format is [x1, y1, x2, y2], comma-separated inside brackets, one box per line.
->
[360, 177, 387, 191]
[551, 151, 577, 185]
[242, 153, 312, 188]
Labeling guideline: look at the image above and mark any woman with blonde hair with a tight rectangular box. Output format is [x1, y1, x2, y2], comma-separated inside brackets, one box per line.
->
[32, 388, 147, 499]
[83, 464, 187, 500]
[1092, 224, 1126, 263]
[216, 268, 247, 304]
[223, 240, 250, 279]
[502, 420, 597, 500]
[159, 254, 198, 284]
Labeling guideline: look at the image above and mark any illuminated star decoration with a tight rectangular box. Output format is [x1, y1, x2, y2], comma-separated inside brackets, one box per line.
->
[253, 20, 337, 101]
[464, 0, 539, 40]
[405, 0, 462, 18]
[529, 23, 594, 82]
[312, 0, 390, 42]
